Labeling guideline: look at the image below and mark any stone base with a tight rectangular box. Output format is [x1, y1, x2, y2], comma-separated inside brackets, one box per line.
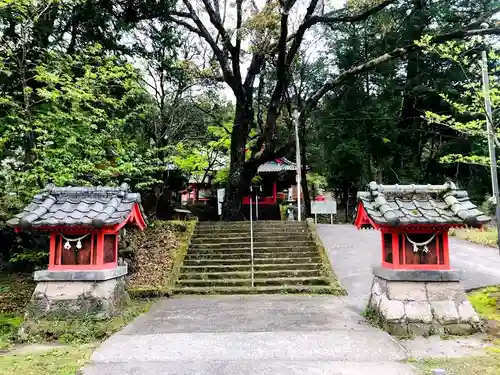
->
[368, 269, 481, 337]
[26, 267, 129, 320]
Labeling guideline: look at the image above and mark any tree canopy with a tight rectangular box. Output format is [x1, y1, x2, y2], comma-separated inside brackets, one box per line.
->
[0, 0, 499, 227]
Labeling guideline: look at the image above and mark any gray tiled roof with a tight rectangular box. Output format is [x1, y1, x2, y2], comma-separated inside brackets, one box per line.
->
[7, 183, 145, 229]
[258, 158, 297, 173]
[357, 181, 490, 227]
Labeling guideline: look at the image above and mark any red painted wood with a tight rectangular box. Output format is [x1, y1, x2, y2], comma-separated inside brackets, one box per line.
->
[392, 231, 400, 267]
[353, 203, 380, 229]
[436, 234, 440, 265]
[442, 231, 451, 268]
[57, 234, 63, 266]
[49, 233, 56, 268]
[242, 197, 276, 205]
[382, 228, 450, 271]
[96, 232, 104, 266]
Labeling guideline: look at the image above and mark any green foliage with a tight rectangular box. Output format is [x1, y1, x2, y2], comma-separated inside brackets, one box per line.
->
[0, 345, 94, 375]
[421, 39, 500, 168]
[0, 273, 35, 314]
[22, 300, 152, 344]
[450, 227, 498, 247]
[1, 44, 166, 211]
[468, 286, 500, 321]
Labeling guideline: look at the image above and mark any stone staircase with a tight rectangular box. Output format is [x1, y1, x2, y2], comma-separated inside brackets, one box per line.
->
[173, 221, 337, 294]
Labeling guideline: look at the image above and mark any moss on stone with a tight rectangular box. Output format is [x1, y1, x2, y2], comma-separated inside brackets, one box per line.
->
[20, 299, 152, 344]
[126, 219, 197, 296]
[306, 219, 347, 295]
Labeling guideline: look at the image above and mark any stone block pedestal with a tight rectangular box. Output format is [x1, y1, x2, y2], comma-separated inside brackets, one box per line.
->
[368, 267, 481, 336]
[26, 266, 129, 320]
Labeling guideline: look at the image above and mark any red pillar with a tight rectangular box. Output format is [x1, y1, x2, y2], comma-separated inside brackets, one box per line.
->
[273, 182, 277, 203]
[49, 233, 56, 269]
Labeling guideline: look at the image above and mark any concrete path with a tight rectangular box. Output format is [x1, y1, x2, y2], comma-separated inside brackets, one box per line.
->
[317, 224, 500, 309]
[81, 295, 415, 375]
[81, 223, 500, 375]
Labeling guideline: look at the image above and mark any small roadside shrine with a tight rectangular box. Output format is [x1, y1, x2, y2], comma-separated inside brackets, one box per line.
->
[8, 183, 147, 319]
[355, 181, 488, 336]
[242, 158, 300, 220]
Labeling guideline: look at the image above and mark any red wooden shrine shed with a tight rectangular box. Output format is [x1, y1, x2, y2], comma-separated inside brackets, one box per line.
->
[7, 183, 146, 271]
[242, 158, 299, 206]
[354, 181, 489, 271]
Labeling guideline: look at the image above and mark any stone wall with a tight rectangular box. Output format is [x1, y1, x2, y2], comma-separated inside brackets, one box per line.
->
[369, 276, 481, 336]
[26, 267, 129, 320]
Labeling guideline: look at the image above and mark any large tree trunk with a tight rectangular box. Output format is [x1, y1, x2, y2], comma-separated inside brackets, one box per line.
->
[222, 101, 253, 220]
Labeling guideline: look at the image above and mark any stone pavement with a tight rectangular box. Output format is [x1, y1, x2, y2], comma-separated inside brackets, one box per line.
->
[81, 295, 415, 375]
[317, 224, 500, 311]
[80, 223, 500, 375]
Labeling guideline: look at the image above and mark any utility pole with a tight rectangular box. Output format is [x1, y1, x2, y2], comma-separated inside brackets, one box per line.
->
[293, 110, 302, 221]
[481, 50, 500, 251]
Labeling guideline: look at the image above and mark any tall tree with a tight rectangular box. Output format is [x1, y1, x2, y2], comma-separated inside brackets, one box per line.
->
[164, 0, 500, 219]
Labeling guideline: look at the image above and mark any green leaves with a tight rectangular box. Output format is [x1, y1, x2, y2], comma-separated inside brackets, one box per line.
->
[422, 40, 499, 168]
[0, 44, 165, 212]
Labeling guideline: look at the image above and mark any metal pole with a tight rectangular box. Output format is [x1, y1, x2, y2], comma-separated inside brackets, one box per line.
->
[250, 187, 254, 287]
[481, 51, 500, 251]
[256, 194, 259, 221]
[293, 110, 301, 221]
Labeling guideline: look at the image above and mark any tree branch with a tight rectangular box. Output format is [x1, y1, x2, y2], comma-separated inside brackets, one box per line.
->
[173, 0, 237, 91]
[307, 25, 500, 110]
[287, 0, 398, 43]
[199, 0, 235, 54]
[285, 0, 320, 67]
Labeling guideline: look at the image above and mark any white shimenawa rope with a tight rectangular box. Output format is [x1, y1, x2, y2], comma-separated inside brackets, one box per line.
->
[405, 233, 438, 253]
[61, 233, 90, 251]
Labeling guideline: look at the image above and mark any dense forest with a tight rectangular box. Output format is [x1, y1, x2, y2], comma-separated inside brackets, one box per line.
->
[0, 0, 499, 263]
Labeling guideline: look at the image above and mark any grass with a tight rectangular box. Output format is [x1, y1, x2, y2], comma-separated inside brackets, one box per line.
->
[0, 345, 94, 375]
[306, 218, 347, 295]
[0, 273, 36, 350]
[21, 299, 152, 344]
[449, 227, 497, 247]
[411, 351, 500, 375]
[468, 286, 500, 321]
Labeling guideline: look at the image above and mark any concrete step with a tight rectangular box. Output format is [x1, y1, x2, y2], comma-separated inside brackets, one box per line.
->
[177, 277, 329, 287]
[196, 223, 307, 231]
[254, 257, 321, 264]
[254, 263, 322, 271]
[186, 246, 315, 255]
[181, 265, 251, 272]
[194, 226, 308, 236]
[178, 269, 322, 280]
[180, 263, 322, 273]
[183, 257, 320, 266]
[190, 240, 315, 249]
[184, 251, 319, 260]
[171, 285, 335, 295]
[198, 220, 305, 226]
[191, 235, 311, 244]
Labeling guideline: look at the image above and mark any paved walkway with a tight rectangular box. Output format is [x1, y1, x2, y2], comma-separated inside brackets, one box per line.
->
[81, 224, 500, 375]
[82, 295, 414, 375]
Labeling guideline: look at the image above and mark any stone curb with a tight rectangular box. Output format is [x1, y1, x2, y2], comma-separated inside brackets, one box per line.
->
[373, 267, 463, 282]
[34, 266, 128, 281]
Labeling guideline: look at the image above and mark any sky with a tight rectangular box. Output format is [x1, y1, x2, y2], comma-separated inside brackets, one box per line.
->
[136, 0, 348, 104]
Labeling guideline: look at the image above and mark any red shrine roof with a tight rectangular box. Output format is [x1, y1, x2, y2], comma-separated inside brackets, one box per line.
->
[7, 183, 146, 230]
[355, 181, 490, 229]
